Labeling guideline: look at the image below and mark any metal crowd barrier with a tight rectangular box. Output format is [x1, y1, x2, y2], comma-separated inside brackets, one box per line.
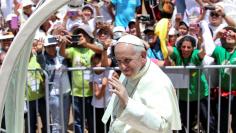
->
[1, 65, 235, 133]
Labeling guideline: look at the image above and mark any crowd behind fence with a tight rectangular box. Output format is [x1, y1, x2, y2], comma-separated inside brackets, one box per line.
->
[0, 65, 235, 133]
[1, 0, 236, 133]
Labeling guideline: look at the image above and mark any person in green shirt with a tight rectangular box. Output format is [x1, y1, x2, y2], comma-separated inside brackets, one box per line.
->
[167, 35, 216, 133]
[60, 24, 102, 133]
[205, 26, 236, 133]
[25, 43, 48, 133]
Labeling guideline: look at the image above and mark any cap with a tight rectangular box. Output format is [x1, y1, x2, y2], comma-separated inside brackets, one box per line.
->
[67, 5, 79, 12]
[0, 32, 14, 40]
[168, 27, 178, 35]
[117, 34, 144, 47]
[6, 14, 17, 22]
[73, 24, 94, 38]
[44, 35, 58, 47]
[22, 0, 34, 7]
[113, 26, 126, 33]
[68, 21, 83, 32]
[68, 0, 84, 8]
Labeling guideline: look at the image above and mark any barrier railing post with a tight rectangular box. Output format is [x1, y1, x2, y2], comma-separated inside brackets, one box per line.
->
[42, 70, 51, 133]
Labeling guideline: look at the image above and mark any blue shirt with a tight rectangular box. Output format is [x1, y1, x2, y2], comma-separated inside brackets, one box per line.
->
[147, 39, 164, 60]
[111, 0, 141, 28]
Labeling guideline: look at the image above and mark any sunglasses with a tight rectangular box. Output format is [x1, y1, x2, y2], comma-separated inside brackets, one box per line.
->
[210, 12, 220, 17]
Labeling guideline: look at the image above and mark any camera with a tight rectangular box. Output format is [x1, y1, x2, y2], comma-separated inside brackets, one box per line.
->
[71, 35, 80, 45]
[223, 31, 231, 38]
[47, 37, 58, 44]
[137, 15, 150, 21]
[204, 5, 215, 10]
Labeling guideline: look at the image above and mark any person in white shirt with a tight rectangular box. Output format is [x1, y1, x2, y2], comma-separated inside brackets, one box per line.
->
[102, 34, 181, 133]
[89, 53, 113, 133]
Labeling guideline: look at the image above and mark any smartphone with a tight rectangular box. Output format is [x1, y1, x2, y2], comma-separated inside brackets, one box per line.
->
[96, 16, 104, 23]
[67, 11, 78, 17]
[204, 5, 215, 10]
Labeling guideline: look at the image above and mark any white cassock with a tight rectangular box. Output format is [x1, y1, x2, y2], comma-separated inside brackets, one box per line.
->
[102, 58, 181, 133]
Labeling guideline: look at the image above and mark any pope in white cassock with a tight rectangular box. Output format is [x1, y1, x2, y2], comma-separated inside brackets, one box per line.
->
[102, 34, 182, 133]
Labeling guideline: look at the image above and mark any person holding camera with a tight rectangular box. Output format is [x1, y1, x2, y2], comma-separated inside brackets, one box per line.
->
[36, 34, 71, 133]
[204, 25, 236, 133]
[198, 4, 236, 46]
[24, 39, 48, 133]
[60, 24, 102, 133]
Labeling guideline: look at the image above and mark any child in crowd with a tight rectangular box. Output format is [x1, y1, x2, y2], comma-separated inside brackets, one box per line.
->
[89, 53, 113, 133]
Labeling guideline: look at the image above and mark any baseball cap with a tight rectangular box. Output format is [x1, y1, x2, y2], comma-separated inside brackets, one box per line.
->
[22, 0, 34, 7]
[73, 24, 94, 39]
[0, 32, 14, 40]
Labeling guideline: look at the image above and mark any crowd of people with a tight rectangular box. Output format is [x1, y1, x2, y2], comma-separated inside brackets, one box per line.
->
[1, 0, 236, 132]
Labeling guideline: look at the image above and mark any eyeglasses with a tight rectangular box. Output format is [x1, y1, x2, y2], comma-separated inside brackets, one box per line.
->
[210, 12, 220, 17]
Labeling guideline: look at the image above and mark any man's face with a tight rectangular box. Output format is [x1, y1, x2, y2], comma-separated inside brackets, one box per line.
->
[209, 11, 222, 27]
[114, 43, 144, 77]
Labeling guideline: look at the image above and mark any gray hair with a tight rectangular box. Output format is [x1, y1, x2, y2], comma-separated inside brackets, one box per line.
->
[132, 43, 146, 55]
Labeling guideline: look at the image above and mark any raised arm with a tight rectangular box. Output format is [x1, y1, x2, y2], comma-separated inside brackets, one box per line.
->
[215, 5, 236, 27]
[199, 20, 216, 56]
[108, 2, 115, 24]
[94, 76, 108, 99]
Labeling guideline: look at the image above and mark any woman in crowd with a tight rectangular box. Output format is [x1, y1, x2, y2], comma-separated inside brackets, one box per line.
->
[166, 35, 216, 133]
[203, 24, 236, 133]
